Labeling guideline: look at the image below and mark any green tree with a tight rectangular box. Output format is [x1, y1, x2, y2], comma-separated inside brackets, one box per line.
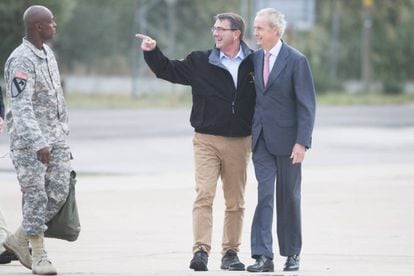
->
[0, 0, 75, 74]
[55, 0, 137, 74]
[55, 0, 241, 74]
[371, 0, 414, 93]
[4, 0, 414, 94]
[294, 0, 414, 93]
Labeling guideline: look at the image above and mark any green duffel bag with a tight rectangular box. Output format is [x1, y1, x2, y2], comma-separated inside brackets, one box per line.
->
[45, 170, 81, 242]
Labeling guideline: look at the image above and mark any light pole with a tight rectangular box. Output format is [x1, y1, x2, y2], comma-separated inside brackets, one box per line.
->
[131, 0, 162, 98]
[361, 0, 373, 92]
[165, 0, 177, 57]
[329, 0, 340, 86]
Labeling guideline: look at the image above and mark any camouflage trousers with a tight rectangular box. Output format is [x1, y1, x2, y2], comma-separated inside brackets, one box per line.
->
[11, 144, 71, 237]
[0, 209, 9, 253]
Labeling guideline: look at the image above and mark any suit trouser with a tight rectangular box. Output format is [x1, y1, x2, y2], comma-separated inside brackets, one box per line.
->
[251, 135, 302, 259]
[192, 132, 251, 255]
[10, 143, 71, 236]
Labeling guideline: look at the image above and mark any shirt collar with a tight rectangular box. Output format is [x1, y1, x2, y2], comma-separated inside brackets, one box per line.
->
[264, 39, 283, 58]
[220, 46, 244, 61]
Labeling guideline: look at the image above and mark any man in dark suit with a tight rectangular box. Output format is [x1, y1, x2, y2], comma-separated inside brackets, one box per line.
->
[247, 8, 316, 273]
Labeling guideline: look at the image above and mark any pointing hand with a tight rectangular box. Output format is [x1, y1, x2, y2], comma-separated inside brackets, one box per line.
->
[135, 33, 157, 51]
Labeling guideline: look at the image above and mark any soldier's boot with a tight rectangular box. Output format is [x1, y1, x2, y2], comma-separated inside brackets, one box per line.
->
[30, 234, 57, 275]
[3, 226, 32, 269]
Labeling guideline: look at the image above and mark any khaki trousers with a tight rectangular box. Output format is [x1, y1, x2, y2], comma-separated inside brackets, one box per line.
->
[192, 133, 251, 255]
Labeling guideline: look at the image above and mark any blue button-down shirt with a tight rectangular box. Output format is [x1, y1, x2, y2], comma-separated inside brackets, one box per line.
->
[220, 47, 244, 88]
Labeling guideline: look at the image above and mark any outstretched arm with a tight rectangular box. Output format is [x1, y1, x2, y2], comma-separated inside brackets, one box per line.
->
[135, 33, 194, 85]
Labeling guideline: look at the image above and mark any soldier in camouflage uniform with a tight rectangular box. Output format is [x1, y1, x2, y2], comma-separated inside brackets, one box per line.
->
[0, 86, 6, 256]
[1, 86, 19, 265]
[2, 5, 70, 275]
[0, 85, 5, 133]
[0, 209, 19, 264]
[0, 85, 5, 129]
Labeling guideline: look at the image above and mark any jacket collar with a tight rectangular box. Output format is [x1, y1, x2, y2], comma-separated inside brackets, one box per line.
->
[209, 40, 252, 68]
[268, 41, 288, 81]
[256, 41, 289, 92]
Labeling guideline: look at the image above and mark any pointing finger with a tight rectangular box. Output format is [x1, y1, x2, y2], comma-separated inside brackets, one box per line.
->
[135, 33, 147, 40]
[135, 34, 152, 41]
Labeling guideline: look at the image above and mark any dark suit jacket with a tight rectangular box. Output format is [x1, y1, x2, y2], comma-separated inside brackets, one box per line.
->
[252, 42, 316, 155]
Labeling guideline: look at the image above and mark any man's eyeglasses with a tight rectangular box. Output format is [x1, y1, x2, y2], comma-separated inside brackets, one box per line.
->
[211, 26, 237, 33]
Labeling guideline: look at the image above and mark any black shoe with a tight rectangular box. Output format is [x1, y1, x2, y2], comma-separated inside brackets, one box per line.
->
[189, 250, 208, 271]
[284, 255, 300, 271]
[246, 255, 274, 272]
[220, 249, 245, 271]
[0, 250, 17, 264]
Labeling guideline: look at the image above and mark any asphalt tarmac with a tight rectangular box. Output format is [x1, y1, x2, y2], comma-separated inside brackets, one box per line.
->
[1, 105, 414, 275]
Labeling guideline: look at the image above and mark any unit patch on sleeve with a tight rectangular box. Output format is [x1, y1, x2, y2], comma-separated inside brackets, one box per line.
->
[11, 70, 28, 98]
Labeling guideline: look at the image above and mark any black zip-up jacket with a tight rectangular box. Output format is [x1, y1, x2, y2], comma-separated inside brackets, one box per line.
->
[143, 41, 256, 137]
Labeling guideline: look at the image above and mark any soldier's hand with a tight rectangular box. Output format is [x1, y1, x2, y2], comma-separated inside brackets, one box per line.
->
[135, 34, 157, 51]
[37, 147, 50, 165]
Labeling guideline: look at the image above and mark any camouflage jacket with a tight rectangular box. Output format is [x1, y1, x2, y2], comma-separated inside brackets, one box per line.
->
[4, 38, 69, 151]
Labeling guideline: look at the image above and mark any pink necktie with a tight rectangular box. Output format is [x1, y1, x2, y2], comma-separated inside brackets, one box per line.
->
[263, 51, 271, 87]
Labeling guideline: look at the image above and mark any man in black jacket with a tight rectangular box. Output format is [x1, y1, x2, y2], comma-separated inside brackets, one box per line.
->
[136, 12, 255, 272]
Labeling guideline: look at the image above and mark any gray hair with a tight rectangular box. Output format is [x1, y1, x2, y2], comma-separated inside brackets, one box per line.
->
[256, 8, 287, 37]
[214, 12, 245, 41]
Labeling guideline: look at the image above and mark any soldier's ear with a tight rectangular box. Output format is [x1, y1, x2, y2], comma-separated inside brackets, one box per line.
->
[35, 23, 42, 31]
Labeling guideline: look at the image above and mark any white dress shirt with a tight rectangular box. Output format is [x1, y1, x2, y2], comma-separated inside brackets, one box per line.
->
[264, 39, 283, 72]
